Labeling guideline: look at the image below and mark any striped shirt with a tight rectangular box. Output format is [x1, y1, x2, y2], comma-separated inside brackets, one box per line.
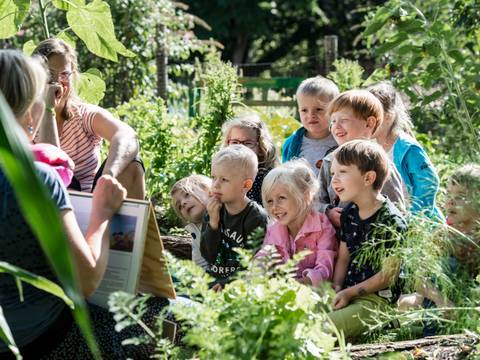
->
[60, 103, 102, 191]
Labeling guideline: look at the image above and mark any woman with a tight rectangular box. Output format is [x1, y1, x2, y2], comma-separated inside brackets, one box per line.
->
[33, 38, 145, 199]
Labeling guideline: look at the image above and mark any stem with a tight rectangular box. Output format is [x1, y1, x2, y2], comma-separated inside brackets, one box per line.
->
[38, 0, 50, 39]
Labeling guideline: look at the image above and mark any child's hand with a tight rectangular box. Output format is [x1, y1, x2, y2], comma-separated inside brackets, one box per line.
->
[327, 207, 342, 228]
[298, 276, 312, 285]
[333, 289, 352, 310]
[207, 196, 222, 230]
[332, 284, 342, 293]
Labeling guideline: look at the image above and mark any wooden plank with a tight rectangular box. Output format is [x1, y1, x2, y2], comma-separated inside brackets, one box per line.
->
[241, 100, 296, 107]
[239, 77, 303, 89]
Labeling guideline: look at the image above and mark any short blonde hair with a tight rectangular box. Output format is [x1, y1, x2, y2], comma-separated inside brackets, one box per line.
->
[212, 144, 258, 180]
[170, 174, 212, 220]
[262, 159, 319, 219]
[296, 75, 339, 101]
[327, 89, 384, 135]
[0, 50, 47, 121]
[221, 113, 277, 169]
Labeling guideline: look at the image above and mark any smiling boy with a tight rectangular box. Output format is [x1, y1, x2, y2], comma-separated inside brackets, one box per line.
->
[200, 145, 268, 290]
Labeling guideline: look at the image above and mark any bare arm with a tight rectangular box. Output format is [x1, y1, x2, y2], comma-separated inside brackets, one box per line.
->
[332, 241, 350, 291]
[61, 176, 126, 297]
[36, 84, 62, 146]
[91, 107, 139, 178]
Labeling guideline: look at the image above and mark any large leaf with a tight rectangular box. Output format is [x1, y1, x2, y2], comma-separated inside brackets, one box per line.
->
[0, 0, 30, 39]
[76, 68, 106, 105]
[0, 93, 100, 358]
[52, 0, 85, 11]
[66, 0, 135, 62]
[0, 306, 20, 360]
[22, 39, 35, 56]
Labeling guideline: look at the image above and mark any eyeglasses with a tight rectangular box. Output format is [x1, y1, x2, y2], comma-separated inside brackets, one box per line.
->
[227, 139, 258, 149]
[49, 70, 73, 83]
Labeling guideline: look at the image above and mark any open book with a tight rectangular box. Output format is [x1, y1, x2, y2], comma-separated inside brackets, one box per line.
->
[69, 191, 176, 308]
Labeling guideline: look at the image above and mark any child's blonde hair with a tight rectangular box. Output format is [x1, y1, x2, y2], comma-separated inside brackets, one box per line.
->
[327, 89, 384, 136]
[449, 164, 480, 196]
[170, 174, 212, 220]
[212, 144, 258, 180]
[0, 50, 47, 121]
[221, 113, 277, 169]
[296, 75, 339, 101]
[367, 81, 414, 136]
[262, 159, 319, 220]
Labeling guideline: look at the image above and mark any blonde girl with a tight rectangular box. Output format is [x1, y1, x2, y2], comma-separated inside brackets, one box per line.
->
[368, 81, 443, 219]
[221, 112, 277, 206]
[256, 159, 337, 286]
[170, 174, 212, 269]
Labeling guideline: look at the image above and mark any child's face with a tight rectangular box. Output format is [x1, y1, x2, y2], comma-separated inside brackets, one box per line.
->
[331, 159, 370, 203]
[227, 127, 259, 155]
[211, 162, 249, 204]
[445, 183, 478, 233]
[297, 94, 331, 139]
[265, 184, 302, 230]
[330, 108, 376, 145]
[173, 190, 206, 223]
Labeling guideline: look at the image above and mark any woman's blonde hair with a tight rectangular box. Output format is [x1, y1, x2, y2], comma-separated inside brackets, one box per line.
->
[221, 113, 277, 169]
[0, 50, 47, 122]
[170, 174, 212, 220]
[32, 38, 80, 120]
[262, 159, 319, 220]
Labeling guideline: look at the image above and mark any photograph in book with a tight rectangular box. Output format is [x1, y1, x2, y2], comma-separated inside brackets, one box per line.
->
[69, 191, 150, 308]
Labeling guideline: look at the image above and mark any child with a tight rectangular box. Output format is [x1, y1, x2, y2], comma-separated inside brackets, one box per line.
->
[200, 145, 268, 290]
[368, 81, 443, 219]
[318, 89, 406, 227]
[256, 159, 338, 286]
[170, 174, 212, 270]
[221, 113, 278, 206]
[282, 76, 339, 175]
[329, 140, 407, 339]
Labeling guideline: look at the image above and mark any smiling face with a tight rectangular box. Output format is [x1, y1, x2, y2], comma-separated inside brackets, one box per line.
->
[172, 190, 206, 224]
[211, 162, 249, 205]
[330, 108, 376, 145]
[445, 183, 479, 233]
[265, 184, 304, 233]
[297, 94, 331, 139]
[47, 54, 73, 102]
[331, 158, 372, 204]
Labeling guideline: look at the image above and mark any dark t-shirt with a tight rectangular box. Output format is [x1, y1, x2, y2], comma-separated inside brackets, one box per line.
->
[200, 201, 268, 284]
[246, 167, 272, 206]
[0, 162, 72, 351]
[338, 198, 407, 301]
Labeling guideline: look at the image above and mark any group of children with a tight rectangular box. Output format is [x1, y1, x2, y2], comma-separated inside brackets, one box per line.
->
[170, 76, 480, 340]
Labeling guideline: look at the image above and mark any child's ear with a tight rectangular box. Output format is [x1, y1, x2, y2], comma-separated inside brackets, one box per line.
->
[365, 116, 378, 131]
[243, 178, 254, 191]
[364, 170, 377, 187]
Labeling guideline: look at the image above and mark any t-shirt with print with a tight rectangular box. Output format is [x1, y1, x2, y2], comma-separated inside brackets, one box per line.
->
[247, 167, 272, 206]
[299, 134, 337, 176]
[337, 198, 407, 302]
[200, 201, 268, 285]
[0, 162, 72, 352]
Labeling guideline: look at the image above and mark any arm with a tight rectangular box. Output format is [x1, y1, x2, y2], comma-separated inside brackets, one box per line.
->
[61, 176, 126, 297]
[36, 83, 63, 146]
[332, 241, 349, 292]
[199, 199, 223, 263]
[91, 107, 139, 178]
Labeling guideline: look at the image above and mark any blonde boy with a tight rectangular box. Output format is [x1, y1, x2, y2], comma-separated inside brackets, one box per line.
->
[200, 145, 268, 290]
[282, 76, 339, 175]
[317, 89, 406, 227]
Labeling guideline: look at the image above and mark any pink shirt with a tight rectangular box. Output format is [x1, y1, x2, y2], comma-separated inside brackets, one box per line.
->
[258, 210, 338, 286]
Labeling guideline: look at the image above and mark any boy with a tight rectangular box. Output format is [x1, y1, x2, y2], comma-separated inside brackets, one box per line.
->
[329, 140, 407, 339]
[200, 145, 268, 290]
[282, 76, 339, 175]
[317, 89, 406, 227]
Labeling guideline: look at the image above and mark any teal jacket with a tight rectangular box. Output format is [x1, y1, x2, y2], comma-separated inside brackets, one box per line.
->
[392, 134, 444, 220]
[281, 127, 306, 162]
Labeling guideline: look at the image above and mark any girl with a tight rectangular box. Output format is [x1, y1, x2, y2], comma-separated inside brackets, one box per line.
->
[221, 113, 278, 206]
[170, 174, 212, 270]
[368, 81, 443, 219]
[257, 159, 338, 286]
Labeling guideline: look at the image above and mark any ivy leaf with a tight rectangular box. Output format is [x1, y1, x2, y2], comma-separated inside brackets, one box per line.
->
[66, 0, 135, 62]
[0, 0, 30, 39]
[22, 39, 36, 55]
[76, 68, 106, 105]
[52, 0, 84, 11]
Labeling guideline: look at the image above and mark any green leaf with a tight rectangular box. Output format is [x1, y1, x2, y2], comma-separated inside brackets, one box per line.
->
[0, 0, 30, 39]
[56, 29, 76, 49]
[425, 41, 441, 57]
[0, 305, 20, 359]
[363, 6, 392, 37]
[66, 0, 135, 62]
[397, 18, 424, 33]
[22, 39, 36, 56]
[52, 0, 84, 11]
[76, 68, 106, 104]
[421, 90, 444, 105]
[448, 49, 464, 64]
[376, 33, 409, 55]
[0, 261, 73, 308]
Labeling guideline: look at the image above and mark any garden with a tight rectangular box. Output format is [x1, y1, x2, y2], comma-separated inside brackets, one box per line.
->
[0, 0, 479, 359]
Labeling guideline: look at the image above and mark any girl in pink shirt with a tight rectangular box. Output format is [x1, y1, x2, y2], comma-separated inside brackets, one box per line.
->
[257, 159, 338, 286]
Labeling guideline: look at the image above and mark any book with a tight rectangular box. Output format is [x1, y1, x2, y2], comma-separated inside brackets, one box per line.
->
[69, 191, 176, 308]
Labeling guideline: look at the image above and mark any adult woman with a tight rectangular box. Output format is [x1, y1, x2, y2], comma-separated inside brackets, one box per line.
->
[33, 38, 145, 199]
[0, 50, 133, 358]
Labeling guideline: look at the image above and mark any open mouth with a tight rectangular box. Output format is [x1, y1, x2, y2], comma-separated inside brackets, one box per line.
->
[333, 186, 344, 195]
[186, 205, 194, 214]
[334, 131, 346, 138]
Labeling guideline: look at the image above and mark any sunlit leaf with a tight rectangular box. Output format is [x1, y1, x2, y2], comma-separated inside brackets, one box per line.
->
[75, 68, 106, 105]
[0, 305, 20, 360]
[363, 6, 392, 37]
[22, 39, 36, 55]
[0, 0, 30, 39]
[52, 0, 84, 11]
[56, 30, 76, 49]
